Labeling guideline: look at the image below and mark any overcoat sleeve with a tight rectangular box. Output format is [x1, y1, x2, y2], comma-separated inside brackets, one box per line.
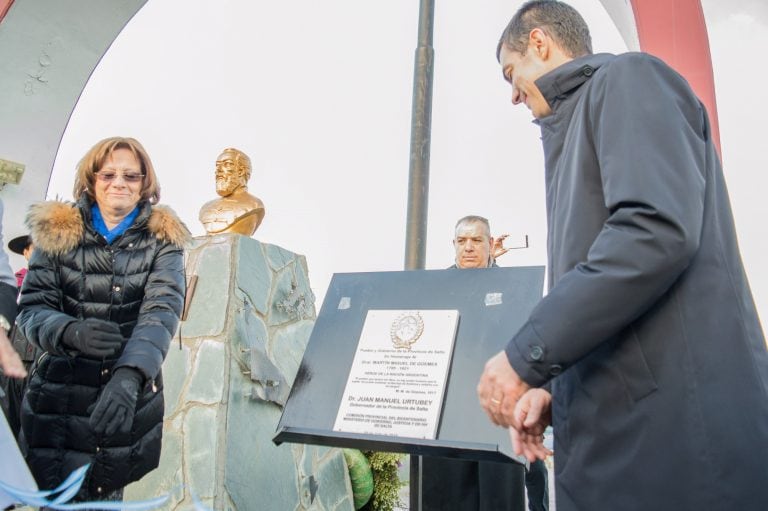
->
[506, 55, 708, 386]
[115, 240, 185, 381]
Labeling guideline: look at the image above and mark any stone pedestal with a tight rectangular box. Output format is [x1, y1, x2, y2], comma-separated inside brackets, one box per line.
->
[125, 234, 354, 511]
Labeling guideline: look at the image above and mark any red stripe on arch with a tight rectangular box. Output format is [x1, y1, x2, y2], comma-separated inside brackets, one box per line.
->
[0, 0, 14, 23]
[629, 0, 721, 154]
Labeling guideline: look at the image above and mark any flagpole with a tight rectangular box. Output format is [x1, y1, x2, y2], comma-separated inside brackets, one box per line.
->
[404, 1, 435, 509]
[403, 0, 435, 273]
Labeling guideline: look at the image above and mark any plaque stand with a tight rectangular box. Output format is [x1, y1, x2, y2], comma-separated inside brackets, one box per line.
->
[274, 267, 545, 510]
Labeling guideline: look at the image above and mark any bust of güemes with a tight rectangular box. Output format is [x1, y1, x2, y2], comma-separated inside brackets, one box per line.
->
[199, 147, 265, 236]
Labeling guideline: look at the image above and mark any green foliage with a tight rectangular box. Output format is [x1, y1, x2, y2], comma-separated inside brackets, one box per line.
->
[361, 451, 406, 511]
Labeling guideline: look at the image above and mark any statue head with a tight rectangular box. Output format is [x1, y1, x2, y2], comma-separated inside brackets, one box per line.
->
[200, 147, 265, 236]
[215, 148, 251, 197]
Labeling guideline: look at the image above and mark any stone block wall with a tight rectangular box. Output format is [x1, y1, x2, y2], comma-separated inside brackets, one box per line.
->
[125, 234, 354, 511]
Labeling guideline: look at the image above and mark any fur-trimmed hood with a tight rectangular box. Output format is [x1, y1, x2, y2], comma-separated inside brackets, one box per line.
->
[26, 200, 191, 255]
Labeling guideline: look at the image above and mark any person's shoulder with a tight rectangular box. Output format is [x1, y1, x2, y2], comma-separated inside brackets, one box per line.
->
[600, 52, 680, 80]
[611, 52, 659, 65]
[591, 52, 692, 101]
[235, 189, 265, 209]
[26, 200, 83, 256]
[148, 204, 192, 248]
[199, 196, 222, 210]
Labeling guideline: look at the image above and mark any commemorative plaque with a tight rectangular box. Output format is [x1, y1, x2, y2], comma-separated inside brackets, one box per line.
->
[274, 267, 545, 464]
[333, 309, 459, 439]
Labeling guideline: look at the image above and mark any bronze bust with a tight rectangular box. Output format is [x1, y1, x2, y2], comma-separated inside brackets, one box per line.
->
[199, 148, 265, 236]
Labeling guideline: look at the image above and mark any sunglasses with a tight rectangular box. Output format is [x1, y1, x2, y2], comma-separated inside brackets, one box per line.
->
[96, 171, 145, 183]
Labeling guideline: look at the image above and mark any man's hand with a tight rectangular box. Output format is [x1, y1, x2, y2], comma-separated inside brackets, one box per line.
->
[62, 318, 123, 357]
[510, 388, 553, 462]
[492, 234, 510, 259]
[0, 329, 26, 378]
[477, 351, 530, 427]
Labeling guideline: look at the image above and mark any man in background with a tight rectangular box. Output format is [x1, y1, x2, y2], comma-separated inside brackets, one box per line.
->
[423, 215, 548, 511]
[8, 234, 33, 290]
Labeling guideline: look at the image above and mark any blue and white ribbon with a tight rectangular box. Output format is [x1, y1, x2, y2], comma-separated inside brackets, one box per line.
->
[0, 464, 172, 510]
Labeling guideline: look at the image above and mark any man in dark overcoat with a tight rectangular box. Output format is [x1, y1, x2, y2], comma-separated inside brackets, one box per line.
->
[477, 2, 768, 510]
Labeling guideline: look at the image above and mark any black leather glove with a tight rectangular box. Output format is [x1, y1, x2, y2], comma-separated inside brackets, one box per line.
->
[89, 367, 143, 436]
[61, 318, 123, 357]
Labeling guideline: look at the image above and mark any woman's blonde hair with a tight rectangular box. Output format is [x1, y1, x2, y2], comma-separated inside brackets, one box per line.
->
[73, 137, 161, 204]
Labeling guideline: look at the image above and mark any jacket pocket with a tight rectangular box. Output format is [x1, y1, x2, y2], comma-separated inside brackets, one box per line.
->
[615, 328, 658, 402]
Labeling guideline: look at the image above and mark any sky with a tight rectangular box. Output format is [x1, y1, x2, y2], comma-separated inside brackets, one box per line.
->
[46, 0, 767, 327]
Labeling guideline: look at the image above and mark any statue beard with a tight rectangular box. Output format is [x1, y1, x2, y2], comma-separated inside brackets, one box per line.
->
[216, 177, 244, 197]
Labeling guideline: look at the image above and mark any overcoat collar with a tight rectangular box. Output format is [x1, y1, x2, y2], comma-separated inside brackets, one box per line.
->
[535, 53, 614, 115]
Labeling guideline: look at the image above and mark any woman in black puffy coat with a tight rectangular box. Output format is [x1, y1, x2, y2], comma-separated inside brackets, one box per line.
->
[17, 137, 190, 504]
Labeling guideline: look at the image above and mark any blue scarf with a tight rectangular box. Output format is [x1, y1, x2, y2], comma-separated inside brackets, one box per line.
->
[91, 204, 140, 244]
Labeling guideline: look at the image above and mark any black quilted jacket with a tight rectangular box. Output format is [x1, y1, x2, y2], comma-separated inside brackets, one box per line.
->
[17, 197, 189, 496]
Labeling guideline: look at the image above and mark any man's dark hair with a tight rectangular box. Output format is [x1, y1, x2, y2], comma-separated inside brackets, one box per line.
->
[496, 0, 592, 61]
